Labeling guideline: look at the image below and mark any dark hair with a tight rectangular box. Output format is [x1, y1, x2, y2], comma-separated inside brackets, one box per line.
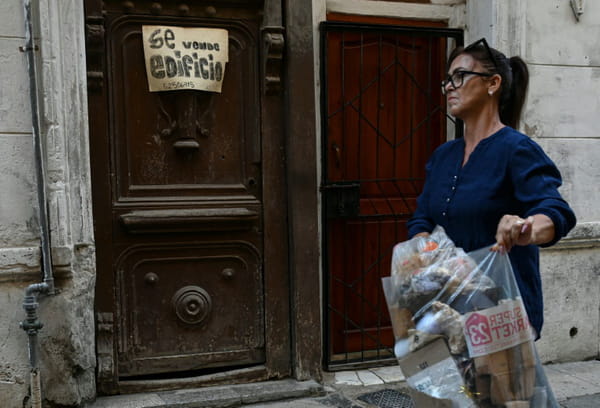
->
[447, 41, 529, 129]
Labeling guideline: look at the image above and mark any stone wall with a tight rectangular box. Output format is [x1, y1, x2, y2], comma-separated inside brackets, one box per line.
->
[539, 226, 600, 363]
[519, 0, 600, 362]
[0, 0, 96, 406]
[0, 1, 42, 405]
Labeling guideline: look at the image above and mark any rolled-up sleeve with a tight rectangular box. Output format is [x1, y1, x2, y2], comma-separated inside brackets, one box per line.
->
[510, 138, 577, 247]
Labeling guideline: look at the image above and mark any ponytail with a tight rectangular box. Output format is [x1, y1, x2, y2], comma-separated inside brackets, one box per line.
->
[499, 56, 529, 129]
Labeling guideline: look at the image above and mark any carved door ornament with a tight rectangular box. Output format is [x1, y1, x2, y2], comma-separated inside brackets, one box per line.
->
[171, 285, 212, 325]
[262, 26, 284, 95]
[156, 91, 215, 152]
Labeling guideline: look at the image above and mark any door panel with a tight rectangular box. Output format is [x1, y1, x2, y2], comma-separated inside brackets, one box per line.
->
[117, 243, 263, 376]
[85, 0, 288, 392]
[106, 14, 263, 378]
[110, 19, 260, 200]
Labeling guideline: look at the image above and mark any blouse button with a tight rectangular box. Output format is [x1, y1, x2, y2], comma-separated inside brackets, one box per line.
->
[442, 212, 447, 216]
[451, 186, 456, 190]
[446, 198, 450, 202]
[453, 175, 457, 179]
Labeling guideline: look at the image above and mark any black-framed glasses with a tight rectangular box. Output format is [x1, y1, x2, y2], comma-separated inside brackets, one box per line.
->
[441, 38, 499, 95]
[441, 70, 493, 94]
[465, 37, 498, 71]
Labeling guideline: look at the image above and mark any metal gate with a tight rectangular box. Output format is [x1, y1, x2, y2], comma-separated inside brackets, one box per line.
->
[320, 22, 463, 369]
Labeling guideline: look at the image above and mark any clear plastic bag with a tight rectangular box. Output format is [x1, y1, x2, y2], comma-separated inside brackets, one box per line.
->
[391, 225, 457, 284]
[382, 227, 560, 408]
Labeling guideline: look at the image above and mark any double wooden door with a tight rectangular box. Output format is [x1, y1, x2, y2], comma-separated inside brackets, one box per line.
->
[85, 0, 288, 393]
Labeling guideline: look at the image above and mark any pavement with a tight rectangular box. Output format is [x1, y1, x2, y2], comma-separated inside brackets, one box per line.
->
[85, 360, 600, 408]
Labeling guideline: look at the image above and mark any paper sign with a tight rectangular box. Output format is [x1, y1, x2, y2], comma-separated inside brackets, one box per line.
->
[463, 298, 534, 358]
[142, 26, 228, 93]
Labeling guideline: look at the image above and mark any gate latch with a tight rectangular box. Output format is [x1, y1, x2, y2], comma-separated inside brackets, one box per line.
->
[321, 182, 360, 218]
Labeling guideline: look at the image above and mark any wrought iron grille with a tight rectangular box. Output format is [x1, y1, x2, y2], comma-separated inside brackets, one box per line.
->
[320, 22, 463, 369]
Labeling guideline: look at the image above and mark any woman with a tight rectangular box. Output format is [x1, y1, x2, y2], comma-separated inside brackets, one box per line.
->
[407, 38, 576, 338]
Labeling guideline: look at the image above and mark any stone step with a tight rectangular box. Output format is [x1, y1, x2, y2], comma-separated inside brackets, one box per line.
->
[84, 379, 325, 408]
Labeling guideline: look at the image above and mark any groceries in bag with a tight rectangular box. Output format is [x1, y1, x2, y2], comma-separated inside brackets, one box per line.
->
[382, 226, 558, 407]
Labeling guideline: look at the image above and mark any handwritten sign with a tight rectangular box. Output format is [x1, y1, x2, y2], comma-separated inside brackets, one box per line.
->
[463, 298, 534, 358]
[142, 26, 228, 92]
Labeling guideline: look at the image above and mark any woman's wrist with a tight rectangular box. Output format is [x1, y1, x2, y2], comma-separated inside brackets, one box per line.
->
[529, 214, 555, 246]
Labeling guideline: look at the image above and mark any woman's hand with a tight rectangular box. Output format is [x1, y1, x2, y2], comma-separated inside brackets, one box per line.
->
[492, 214, 555, 252]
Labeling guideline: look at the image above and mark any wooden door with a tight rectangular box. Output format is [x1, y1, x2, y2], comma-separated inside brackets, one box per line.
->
[85, 0, 288, 393]
[322, 19, 460, 367]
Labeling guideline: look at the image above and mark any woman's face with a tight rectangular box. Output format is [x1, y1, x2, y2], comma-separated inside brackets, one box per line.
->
[444, 53, 491, 120]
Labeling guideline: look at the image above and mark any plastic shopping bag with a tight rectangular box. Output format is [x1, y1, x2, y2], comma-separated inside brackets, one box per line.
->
[382, 226, 559, 408]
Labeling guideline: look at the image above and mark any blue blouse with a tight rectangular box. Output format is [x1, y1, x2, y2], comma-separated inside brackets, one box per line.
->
[407, 126, 576, 336]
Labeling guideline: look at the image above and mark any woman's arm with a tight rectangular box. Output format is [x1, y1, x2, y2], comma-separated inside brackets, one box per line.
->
[494, 137, 576, 252]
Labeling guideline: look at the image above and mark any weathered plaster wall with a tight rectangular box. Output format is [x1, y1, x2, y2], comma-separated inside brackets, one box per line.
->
[521, 0, 600, 222]
[0, 0, 96, 406]
[518, 0, 600, 362]
[0, 2, 38, 249]
[538, 227, 600, 363]
[0, 1, 42, 404]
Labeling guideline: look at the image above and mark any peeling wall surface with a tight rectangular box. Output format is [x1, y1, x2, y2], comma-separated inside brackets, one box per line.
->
[0, 0, 598, 406]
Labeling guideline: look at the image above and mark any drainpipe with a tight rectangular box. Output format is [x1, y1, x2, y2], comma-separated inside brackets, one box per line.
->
[19, 0, 56, 406]
[21, 284, 49, 408]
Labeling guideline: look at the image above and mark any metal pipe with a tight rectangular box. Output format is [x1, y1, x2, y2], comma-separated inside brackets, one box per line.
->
[21, 282, 49, 407]
[21, 283, 49, 369]
[20, 0, 55, 405]
[22, 0, 55, 294]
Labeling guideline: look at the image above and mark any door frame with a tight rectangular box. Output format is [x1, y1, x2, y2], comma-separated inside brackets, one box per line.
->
[283, 0, 323, 381]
